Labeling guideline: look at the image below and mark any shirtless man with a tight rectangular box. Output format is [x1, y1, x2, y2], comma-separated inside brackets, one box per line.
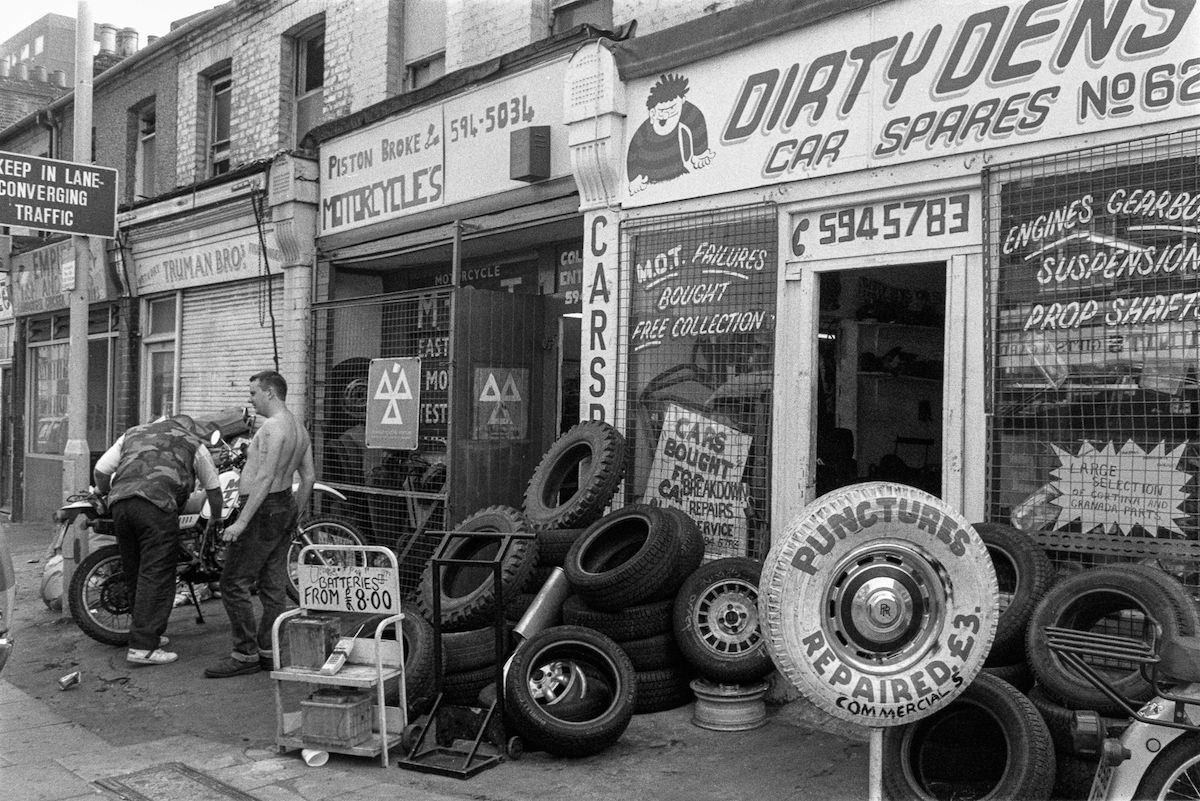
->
[205, 371, 315, 678]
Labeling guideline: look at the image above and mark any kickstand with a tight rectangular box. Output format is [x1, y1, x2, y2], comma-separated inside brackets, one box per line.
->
[185, 581, 206, 624]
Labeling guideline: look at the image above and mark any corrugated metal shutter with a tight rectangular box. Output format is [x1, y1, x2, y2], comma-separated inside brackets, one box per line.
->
[179, 277, 282, 415]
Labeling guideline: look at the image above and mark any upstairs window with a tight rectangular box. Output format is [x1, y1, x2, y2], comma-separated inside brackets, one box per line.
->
[293, 23, 324, 145]
[33, 35, 44, 55]
[209, 70, 232, 176]
[552, 0, 613, 34]
[404, 0, 446, 90]
[134, 102, 156, 199]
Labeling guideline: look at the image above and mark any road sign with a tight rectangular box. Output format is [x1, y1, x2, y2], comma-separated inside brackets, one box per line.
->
[365, 357, 420, 449]
[0, 151, 118, 238]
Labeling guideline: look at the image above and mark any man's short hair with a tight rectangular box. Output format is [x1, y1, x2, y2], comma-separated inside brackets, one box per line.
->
[251, 370, 288, 400]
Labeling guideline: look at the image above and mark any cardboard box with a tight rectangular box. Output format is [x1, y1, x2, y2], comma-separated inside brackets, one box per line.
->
[286, 615, 341, 669]
[301, 689, 372, 747]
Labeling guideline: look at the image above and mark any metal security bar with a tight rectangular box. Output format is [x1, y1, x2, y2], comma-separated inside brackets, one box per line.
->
[310, 288, 452, 597]
[984, 129, 1200, 596]
[617, 205, 777, 560]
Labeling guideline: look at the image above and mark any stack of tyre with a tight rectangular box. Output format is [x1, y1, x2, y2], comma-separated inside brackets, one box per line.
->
[1023, 560, 1200, 800]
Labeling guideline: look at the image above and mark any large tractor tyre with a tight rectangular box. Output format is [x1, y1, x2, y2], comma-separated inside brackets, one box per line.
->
[504, 625, 636, 758]
[358, 610, 439, 716]
[443, 624, 512, 673]
[673, 556, 773, 684]
[616, 633, 685, 672]
[655, 507, 706, 601]
[523, 421, 626, 531]
[974, 522, 1055, 666]
[633, 665, 695, 714]
[564, 505, 679, 611]
[561, 595, 673, 641]
[68, 545, 132, 646]
[761, 483, 999, 726]
[286, 517, 368, 603]
[534, 528, 586, 567]
[417, 506, 538, 632]
[1135, 732, 1200, 801]
[1025, 565, 1198, 715]
[882, 671, 1056, 801]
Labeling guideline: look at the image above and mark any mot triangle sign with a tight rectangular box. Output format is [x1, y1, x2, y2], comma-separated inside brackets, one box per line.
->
[366, 357, 421, 449]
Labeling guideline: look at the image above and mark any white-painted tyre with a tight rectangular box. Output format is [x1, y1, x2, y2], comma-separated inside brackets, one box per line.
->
[760, 482, 998, 727]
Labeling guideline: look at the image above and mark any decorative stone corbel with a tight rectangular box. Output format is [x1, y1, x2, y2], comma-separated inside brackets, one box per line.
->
[565, 41, 626, 211]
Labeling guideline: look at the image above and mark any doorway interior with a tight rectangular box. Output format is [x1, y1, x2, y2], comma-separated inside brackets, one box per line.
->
[815, 263, 947, 497]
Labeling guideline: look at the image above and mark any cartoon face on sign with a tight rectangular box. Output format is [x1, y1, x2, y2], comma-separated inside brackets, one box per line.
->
[626, 73, 716, 195]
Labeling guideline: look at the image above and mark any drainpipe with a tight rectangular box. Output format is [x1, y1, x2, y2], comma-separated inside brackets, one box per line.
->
[36, 108, 57, 159]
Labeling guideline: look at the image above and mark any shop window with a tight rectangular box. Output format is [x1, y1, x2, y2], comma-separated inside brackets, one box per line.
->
[985, 130, 1200, 594]
[620, 205, 777, 560]
[551, 0, 612, 34]
[207, 69, 232, 177]
[403, 0, 445, 91]
[27, 314, 115, 455]
[141, 294, 178, 420]
[293, 21, 324, 145]
[133, 102, 156, 199]
[29, 341, 68, 455]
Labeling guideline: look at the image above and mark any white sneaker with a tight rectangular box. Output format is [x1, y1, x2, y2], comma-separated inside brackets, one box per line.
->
[127, 648, 178, 666]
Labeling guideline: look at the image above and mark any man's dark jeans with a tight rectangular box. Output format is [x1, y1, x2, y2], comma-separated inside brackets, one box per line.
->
[112, 497, 180, 652]
[219, 490, 296, 660]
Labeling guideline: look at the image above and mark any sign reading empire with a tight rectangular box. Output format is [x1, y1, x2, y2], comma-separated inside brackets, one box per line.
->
[0, 151, 118, 238]
[622, 0, 1200, 207]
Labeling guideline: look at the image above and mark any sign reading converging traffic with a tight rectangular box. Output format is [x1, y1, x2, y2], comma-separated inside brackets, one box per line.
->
[0, 151, 118, 238]
[365, 357, 421, 449]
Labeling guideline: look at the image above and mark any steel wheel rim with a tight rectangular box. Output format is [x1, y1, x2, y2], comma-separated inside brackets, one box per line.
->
[694, 578, 762, 656]
[822, 542, 948, 673]
[289, 524, 363, 589]
[84, 555, 131, 634]
[1159, 753, 1200, 800]
[527, 659, 583, 704]
[524, 638, 624, 719]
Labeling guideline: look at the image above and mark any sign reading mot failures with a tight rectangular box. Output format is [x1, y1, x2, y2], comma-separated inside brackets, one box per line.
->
[365, 357, 421, 450]
[0, 152, 118, 238]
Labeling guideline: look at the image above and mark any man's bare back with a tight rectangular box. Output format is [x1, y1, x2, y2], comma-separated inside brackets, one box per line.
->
[242, 409, 310, 493]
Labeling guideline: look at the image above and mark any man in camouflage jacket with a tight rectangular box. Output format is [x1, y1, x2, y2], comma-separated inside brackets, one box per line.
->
[94, 415, 222, 666]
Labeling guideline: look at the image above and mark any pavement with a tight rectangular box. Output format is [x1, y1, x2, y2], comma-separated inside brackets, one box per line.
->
[0, 518, 870, 801]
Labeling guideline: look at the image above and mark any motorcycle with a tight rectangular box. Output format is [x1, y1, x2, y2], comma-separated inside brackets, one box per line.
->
[59, 417, 367, 645]
[1044, 625, 1200, 800]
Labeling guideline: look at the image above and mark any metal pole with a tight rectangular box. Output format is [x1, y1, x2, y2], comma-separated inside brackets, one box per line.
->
[61, 1, 93, 619]
[868, 727, 884, 801]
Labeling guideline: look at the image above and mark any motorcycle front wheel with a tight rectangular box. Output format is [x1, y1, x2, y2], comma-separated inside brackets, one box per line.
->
[68, 544, 132, 646]
[286, 517, 368, 602]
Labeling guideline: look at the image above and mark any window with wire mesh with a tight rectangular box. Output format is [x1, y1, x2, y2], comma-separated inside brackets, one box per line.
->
[984, 129, 1200, 595]
[618, 204, 777, 560]
[309, 288, 451, 597]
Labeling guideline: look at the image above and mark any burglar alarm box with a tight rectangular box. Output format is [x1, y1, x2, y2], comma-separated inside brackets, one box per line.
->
[301, 688, 372, 748]
[286, 615, 341, 669]
[510, 126, 551, 182]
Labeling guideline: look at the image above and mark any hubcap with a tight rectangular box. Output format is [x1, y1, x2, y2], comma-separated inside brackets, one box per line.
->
[823, 543, 948, 673]
[697, 580, 762, 655]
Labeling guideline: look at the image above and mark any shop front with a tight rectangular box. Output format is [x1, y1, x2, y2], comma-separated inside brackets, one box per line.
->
[311, 34, 595, 592]
[566, 0, 1200, 567]
[9, 237, 120, 522]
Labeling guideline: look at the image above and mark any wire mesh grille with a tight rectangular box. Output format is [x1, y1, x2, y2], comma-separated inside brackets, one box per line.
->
[617, 204, 777, 560]
[309, 288, 452, 597]
[984, 129, 1200, 596]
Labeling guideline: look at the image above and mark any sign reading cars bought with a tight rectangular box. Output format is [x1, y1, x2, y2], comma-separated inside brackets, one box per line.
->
[760, 483, 998, 726]
[0, 151, 117, 238]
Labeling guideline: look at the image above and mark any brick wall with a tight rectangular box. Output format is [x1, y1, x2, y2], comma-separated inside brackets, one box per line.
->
[446, 0, 549, 72]
[0, 76, 66, 133]
[612, 0, 755, 35]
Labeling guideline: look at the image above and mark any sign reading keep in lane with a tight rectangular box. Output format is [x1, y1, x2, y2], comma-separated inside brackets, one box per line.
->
[0, 151, 118, 238]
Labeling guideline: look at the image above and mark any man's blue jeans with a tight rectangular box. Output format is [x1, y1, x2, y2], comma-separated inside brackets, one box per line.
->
[219, 490, 296, 660]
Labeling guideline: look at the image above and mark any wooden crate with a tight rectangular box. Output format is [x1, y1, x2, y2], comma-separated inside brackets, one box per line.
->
[300, 689, 372, 747]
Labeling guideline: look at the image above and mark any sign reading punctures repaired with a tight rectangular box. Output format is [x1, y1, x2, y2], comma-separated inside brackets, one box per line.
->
[761, 483, 998, 727]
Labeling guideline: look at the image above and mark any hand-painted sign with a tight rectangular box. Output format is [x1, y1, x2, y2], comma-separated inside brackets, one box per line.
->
[133, 230, 285, 293]
[1048, 440, 1190, 536]
[622, 0, 1200, 207]
[790, 192, 977, 261]
[320, 57, 569, 236]
[473, 367, 529, 440]
[9, 238, 115, 315]
[365, 357, 420, 450]
[0, 151, 118, 238]
[298, 562, 399, 614]
[582, 211, 618, 423]
[646, 403, 752, 558]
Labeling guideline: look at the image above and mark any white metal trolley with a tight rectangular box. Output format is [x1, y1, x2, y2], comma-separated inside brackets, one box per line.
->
[270, 544, 407, 767]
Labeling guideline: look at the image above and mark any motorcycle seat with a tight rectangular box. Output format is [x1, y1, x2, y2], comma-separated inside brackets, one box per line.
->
[1158, 635, 1200, 684]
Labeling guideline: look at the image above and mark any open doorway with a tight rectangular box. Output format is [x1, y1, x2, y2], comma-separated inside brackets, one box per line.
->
[815, 263, 946, 497]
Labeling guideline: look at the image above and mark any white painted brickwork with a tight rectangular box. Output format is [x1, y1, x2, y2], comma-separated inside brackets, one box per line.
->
[612, 0, 755, 36]
[446, 0, 549, 71]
